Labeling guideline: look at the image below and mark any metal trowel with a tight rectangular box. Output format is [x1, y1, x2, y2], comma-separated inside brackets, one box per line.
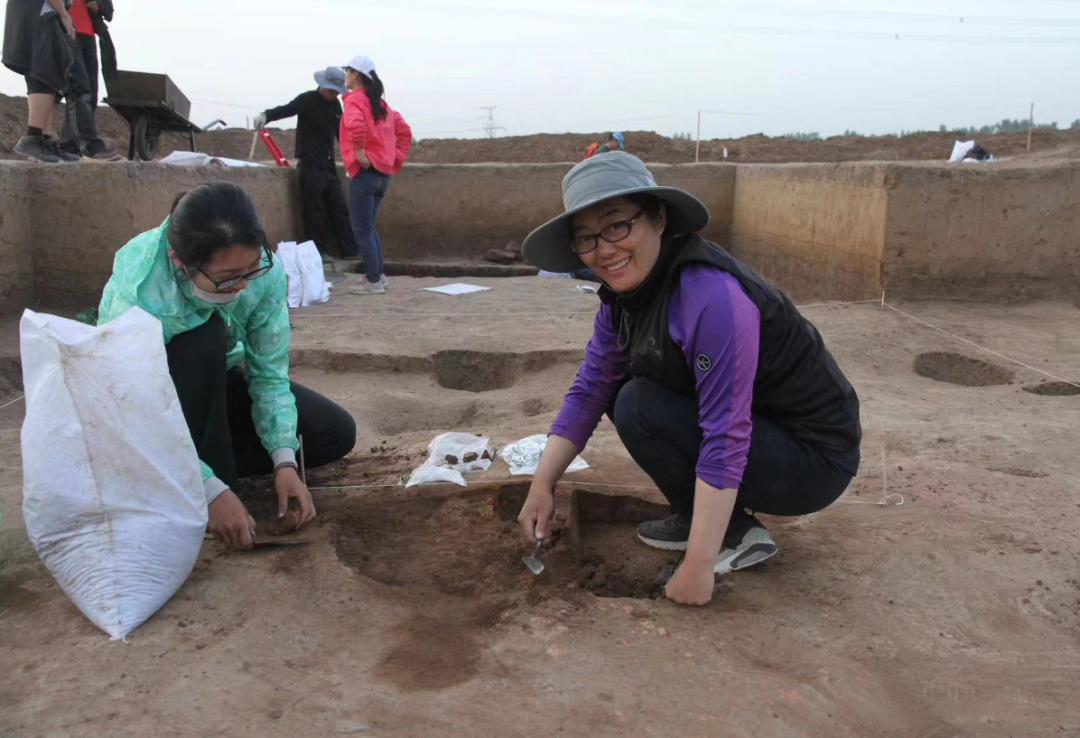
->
[523, 540, 545, 575]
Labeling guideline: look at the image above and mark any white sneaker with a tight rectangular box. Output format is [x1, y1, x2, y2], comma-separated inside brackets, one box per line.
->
[379, 275, 390, 288]
[348, 278, 386, 295]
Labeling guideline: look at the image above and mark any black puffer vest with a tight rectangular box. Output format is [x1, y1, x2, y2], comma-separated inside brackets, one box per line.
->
[600, 234, 861, 453]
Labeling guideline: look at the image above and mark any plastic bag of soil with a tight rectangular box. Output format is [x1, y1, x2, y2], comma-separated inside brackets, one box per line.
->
[405, 432, 494, 487]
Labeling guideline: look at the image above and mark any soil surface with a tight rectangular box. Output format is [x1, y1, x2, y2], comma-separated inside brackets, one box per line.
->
[1, 280, 1079, 737]
[5, 91, 1080, 164]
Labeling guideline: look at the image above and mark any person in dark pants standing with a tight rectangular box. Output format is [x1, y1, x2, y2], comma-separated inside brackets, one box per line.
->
[254, 67, 354, 261]
[516, 153, 861, 606]
[97, 182, 357, 550]
[3, 0, 76, 161]
[57, 0, 119, 158]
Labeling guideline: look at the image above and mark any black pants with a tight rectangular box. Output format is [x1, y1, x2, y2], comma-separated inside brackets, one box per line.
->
[59, 33, 105, 155]
[613, 377, 859, 518]
[165, 314, 356, 490]
[298, 160, 355, 257]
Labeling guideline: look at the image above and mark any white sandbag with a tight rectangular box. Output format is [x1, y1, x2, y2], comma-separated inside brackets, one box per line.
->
[20, 308, 207, 640]
[277, 240, 330, 308]
[949, 140, 976, 163]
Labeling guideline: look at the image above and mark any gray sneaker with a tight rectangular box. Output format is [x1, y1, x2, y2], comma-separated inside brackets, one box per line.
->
[43, 139, 81, 162]
[14, 135, 62, 163]
[638, 512, 692, 551]
[714, 515, 777, 575]
[348, 277, 386, 295]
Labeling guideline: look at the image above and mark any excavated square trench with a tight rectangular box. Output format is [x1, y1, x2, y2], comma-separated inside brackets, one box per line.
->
[329, 483, 678, 602]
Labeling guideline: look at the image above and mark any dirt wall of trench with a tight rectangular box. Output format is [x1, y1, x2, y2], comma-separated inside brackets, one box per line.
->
[0, 163, 34, 314]
[0, 158, 1077, 314]
[880, 162, 1080, 301]
[366, 162, 737, 260]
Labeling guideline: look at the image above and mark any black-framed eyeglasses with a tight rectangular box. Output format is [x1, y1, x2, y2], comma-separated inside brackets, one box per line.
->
[195, 247, 274, 290]
[569, 209, 645, 254]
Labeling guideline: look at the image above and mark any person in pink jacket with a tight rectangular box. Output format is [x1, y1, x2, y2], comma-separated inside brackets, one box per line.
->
[339, 55, 412, 295]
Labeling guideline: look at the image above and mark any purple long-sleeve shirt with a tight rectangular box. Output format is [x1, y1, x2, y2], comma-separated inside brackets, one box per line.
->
[550, 264, 760, 490]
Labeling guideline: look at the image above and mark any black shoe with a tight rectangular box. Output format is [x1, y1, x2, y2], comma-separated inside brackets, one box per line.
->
[638, 511, 692, 551]
[43, 138, 81, 162]
[14, 135, 62, 163]
[714, 513, 777, 575]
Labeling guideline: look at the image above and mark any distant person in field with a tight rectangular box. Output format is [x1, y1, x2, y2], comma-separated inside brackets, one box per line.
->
[254, 67, 355, 263]
[584, 131, 625, 160]
[517, 153, 861, 606]
[338, 54, 412, 296]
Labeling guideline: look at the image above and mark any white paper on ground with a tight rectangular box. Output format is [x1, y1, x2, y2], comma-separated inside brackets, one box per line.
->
[405, 432, 494, 487]
[19, 308, 207, 640]
[949, 140, 976, 163]
[420, 283, 492, 296]
[277, 240, 331, 308]
[159, 151, 264, 168]
[501, 434, 589, 476]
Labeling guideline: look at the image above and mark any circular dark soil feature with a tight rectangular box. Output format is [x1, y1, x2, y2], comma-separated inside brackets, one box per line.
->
[432, 350, 522, 393]
[913, 352, 1014, 387]
[330, 484, 677, 601]
[1022, 381, 1080, 396]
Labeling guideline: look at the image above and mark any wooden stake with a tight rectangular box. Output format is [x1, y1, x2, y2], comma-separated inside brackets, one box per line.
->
[298, 434, 307, 487]
[1027, 102, 1034, 152]
[695, 109, 704, 163]
[249, 131, 258, 161]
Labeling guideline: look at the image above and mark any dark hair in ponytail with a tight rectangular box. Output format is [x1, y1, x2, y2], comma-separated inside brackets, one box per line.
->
[361, 71, 388, 123]
[167, 182, 269, 268]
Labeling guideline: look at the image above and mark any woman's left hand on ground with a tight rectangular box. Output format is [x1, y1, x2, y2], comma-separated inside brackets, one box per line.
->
[274, 466, 317, 526]
[664, 559, 716, 606]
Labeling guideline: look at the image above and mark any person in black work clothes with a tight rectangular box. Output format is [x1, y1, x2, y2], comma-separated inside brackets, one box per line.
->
[254, 67, 355, 260]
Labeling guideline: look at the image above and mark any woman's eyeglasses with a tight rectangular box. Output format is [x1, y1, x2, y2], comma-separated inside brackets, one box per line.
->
[569, 210, 645, 254]
[196, 247, 274, 290]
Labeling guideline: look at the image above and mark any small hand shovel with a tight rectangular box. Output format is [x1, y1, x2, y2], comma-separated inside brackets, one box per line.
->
[523, 540, 545, 575]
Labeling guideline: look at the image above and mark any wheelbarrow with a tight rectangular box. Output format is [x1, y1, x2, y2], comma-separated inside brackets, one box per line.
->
[103, 70, 201, 161]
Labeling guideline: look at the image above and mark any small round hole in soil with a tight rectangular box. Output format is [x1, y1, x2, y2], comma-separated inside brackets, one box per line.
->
[432, 350, 521, 393]
[913, 352, 1014, 387]
[1022, 381, 1080, 397]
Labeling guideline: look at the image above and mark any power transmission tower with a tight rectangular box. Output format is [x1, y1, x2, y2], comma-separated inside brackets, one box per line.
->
[479, 106, 506, 138]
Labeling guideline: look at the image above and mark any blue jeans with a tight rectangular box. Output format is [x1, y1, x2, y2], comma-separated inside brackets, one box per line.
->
[348, 168, 392, 282]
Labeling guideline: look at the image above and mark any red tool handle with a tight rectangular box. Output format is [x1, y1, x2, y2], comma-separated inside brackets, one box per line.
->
[257, 128, 291, 168]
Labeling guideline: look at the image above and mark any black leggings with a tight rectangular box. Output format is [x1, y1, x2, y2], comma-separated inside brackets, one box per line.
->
[613, 377, 859, 518]
[165, 314, 356, 490]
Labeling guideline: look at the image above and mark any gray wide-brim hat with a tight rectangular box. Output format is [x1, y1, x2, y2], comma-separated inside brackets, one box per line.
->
[314, 66, 347, 95]
[522, 151, 710, 273]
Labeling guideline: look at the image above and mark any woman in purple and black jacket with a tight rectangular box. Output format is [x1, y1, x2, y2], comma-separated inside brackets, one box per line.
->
[516, 153, 862, 606]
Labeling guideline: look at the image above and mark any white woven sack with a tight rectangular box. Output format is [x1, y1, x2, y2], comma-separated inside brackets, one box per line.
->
[20, 308, 207, 639]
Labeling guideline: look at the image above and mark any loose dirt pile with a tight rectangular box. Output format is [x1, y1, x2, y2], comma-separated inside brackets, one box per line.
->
[4, 91, 1080, 163]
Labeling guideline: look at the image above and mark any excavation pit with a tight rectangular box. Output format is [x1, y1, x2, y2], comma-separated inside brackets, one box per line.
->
[1022, 381, 1080, 396]
[913, 351, 1015, 387]
[331, 483, 678, 601]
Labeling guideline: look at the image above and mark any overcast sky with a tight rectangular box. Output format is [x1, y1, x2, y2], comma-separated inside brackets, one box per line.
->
[3, 0, 1079, 140]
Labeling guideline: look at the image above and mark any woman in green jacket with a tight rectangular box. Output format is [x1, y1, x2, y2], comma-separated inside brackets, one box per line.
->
[98, 182, 356, 549]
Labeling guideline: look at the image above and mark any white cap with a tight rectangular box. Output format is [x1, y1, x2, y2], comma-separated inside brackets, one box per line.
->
[343, 55, 376, 79]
